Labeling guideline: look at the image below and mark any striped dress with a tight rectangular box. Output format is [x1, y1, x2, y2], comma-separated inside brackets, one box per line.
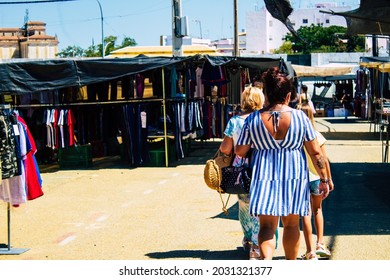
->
[237, 109, 316, 217]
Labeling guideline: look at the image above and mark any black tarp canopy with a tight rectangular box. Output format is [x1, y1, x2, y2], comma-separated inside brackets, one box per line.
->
[0, 55, 290, 95]
[0, 56, 193, 95]
[360, 56, 390, 64]
[321, 0, 390, 36]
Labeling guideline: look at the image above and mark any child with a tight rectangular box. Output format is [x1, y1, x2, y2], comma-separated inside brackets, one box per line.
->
[299, 103, 334, 260]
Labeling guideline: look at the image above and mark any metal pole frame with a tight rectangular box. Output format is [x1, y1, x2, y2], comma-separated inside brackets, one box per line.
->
[96, 0, 104, 58]
[0, 203, 29, 255]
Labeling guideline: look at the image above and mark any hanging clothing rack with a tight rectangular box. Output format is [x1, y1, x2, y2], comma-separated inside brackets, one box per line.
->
[0, 104, 29, 255]
[12, 98, 165, 108]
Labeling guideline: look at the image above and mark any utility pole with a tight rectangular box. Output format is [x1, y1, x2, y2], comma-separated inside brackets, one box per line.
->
[234, 0, 239, 57]
[372, 35, 378, 57]
[172, 0, 183, 56]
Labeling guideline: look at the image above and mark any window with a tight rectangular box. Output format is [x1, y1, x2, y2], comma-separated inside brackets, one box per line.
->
[269, 20, 273, 27]
[326, 19, 330, 24]
[303, 19, 308, 24]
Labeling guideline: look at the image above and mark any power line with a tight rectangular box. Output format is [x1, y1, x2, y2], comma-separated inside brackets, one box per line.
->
[0, 0, 76, 4]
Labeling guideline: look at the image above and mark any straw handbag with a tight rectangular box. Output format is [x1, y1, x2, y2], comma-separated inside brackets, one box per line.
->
[203, 148, 233, 192]
[204, 148, 234, 214]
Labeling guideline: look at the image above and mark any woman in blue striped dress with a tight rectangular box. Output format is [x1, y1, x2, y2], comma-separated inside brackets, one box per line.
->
[236, 67, 330, 260]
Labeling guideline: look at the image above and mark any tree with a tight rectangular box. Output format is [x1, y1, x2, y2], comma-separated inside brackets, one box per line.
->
[84, 44, 99, 57]
[56, 45, 84, 58]
[119, 36, 137, 49]
[274, 41, 294, 54]
[283, 24, 365, 54]
[56, 35, 137, 58]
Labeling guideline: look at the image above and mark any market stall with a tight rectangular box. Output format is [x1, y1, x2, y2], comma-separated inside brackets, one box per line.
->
[292, 64, 357, 117]
[360, 56, 390, 162]
[0, 55, 291, 168]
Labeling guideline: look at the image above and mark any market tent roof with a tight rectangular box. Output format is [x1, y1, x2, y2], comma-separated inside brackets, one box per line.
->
[203, 55, 292, 78]
[0, 55, 292, 95]
[292, 64, 354, 77]
[360, 57, 390, 63]
[360, 56, 390, 72]
[0, 56, 194, 94]
[107, 45, 221, 58]
[321, 0, 390, 35]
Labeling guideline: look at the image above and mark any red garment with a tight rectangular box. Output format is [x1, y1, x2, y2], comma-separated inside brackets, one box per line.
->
[67, 109, 76, 146]
[52, 109, 59, 149]
[17, 116, 43, 200]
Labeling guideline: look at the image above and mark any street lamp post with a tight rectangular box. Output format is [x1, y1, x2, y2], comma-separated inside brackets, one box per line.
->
[104, 41, 114, 57]
[193, 19, 202, 39]
[96, 0, 104, 58]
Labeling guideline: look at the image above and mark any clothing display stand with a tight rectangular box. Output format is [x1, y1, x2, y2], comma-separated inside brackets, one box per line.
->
[0, 104, 29, 255]
[378, 65, 388, 162]
[161, 67, 169, 167]
[0, 204, 29, 255]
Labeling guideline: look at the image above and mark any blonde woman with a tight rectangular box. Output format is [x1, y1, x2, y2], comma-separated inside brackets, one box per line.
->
[220, 86, 269, 260]
[299, 103, 334, 260]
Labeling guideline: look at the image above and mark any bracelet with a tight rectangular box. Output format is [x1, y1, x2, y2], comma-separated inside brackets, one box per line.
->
[320, 178, 329, 184]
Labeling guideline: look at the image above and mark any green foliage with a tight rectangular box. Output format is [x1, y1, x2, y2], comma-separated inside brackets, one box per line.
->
[283, 24, 365, 54]
[120, 37, 137, 48]
[274, 41, 294, 54]
[56, 35, 137, 58]
[56, 45, 84, 58]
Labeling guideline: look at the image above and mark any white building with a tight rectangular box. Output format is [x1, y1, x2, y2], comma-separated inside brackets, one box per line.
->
[161, 35, 211, 47]
[244, 3, 350, 55]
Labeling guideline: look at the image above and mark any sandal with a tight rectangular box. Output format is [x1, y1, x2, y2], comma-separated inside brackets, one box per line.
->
[301, 251, 318, 260]
[249, 244, 261, 260]
[316, 243, 331, 258]
[242, 237, 252, 251]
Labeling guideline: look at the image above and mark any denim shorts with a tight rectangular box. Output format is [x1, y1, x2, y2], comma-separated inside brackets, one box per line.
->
[309, 179, 321, 196]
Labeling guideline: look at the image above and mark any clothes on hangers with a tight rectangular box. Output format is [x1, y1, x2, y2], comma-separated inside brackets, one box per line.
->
[195, 67, 204, 98]
[43, 108, 77, 149]
[0, 110, 19, 180]
[17, 115, 43, 200]
[121, 103, 149, 166]
[0, 111, 43, 204]
[0, 119, 27, 205]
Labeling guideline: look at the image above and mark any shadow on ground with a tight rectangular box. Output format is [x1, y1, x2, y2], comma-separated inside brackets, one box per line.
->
[324, 118, 371, 125]
[321, 132, 380, 141]
[145, 248, 248, 260]
[325, 162, 390, 236]
[145, 162, 390, 260]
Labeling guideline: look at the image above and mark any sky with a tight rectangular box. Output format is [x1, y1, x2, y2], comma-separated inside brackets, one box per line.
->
[0, 0, 360, 51]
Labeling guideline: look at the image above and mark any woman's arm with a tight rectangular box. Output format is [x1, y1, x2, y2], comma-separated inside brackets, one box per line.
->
[220, 136, 234, 155]
[304, 139, 330, 199]
[235, 144, 251, 157]
[321, 145, 334, 192]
